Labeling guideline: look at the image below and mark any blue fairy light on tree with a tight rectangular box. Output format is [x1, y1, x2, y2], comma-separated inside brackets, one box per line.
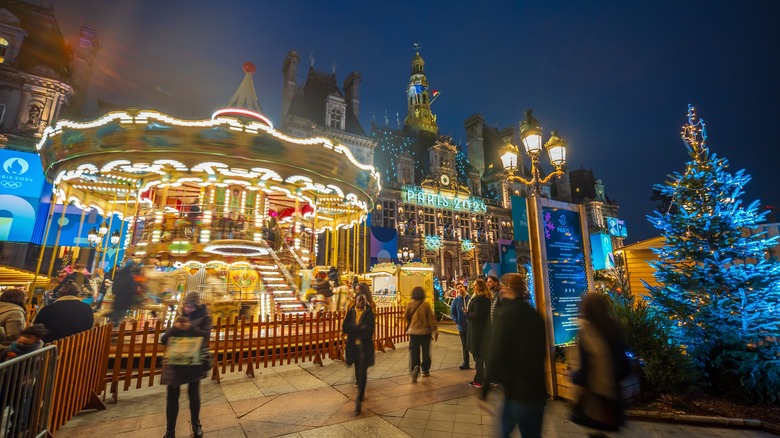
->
[645, 105, 780, 403]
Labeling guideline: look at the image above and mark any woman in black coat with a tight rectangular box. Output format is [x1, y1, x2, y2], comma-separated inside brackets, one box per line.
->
[465, 279, 491, 388]
[160, 292, 212, 438]
[342, 291, 375, 414]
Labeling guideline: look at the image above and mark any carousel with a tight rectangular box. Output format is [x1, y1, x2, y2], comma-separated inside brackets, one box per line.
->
[35, 62, 380, 320]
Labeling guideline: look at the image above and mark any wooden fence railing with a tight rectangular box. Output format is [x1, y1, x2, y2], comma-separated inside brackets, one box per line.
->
[49, 323, 113, 435]
[37, 306, 410, 432]
[104, 305, 410, 401]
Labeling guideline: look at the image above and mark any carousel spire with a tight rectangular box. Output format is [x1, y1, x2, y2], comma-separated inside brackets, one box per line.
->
[212, 61, 273, 127]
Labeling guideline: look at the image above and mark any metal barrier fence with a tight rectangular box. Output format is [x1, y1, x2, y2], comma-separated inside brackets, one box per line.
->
[106, 305, 410, 401]
[0, 345, 58, 438]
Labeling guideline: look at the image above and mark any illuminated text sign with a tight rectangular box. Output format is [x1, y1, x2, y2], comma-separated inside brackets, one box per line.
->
[404, 186, 487, 213]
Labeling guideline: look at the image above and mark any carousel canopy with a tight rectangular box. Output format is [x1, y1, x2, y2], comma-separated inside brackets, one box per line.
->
[35, 64, 380, 231]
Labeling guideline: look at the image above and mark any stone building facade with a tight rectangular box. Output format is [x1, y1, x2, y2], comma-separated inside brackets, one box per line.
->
[0, 1, 98, 152]
[278, 48, 626, 280]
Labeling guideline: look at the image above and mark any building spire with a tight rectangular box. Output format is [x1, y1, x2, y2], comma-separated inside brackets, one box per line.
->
[213, 61, 272, 128]
[403, 44, 438, 137]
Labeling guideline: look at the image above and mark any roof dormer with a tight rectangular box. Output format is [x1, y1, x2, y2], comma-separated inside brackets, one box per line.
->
[325, 93, 346, 131]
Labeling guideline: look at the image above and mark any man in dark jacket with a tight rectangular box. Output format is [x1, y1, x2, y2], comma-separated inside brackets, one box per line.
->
[34, 280, 94, 343]
[483, 273, 547, 438]
[486, 274, 502, 324]
[109, 262, 141, 324]
[449, 284, 470, 370]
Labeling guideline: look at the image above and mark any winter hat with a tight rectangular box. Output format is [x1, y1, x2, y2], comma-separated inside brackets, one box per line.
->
[184, 291, 201, 306]
[20, 323, 48, 339]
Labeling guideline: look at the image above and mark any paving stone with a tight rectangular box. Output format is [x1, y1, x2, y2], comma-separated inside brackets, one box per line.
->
[57, 334, 777, 438]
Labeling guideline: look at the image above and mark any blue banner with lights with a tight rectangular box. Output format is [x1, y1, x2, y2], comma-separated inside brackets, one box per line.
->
[542, 207, 588, 345]
[0, 150, 46, 242]
[590, 232, 615, 271]
[511, 196, 529, 242]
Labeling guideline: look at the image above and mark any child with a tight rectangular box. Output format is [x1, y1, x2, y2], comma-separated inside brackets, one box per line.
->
[4, 324, 48, 361]
[0, 324, 48, 436]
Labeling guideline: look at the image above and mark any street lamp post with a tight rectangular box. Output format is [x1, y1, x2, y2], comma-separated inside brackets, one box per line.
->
[499, 109, 568, 196]
[498, 109, 570, 399]
[88, 223, 121, 271]
[397, 246, 415, 264]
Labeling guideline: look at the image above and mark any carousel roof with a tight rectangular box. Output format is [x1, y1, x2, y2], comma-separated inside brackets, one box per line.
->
[213, 62, 273, 128]
[35, 64, 381, 231]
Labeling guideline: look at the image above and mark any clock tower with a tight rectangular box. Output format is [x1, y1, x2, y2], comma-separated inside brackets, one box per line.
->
[403, 45, 438, 138]
[427, 138, 458, 188]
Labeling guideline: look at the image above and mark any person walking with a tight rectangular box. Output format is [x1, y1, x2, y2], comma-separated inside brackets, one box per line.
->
[405, 286, 438, 382]
[466, 279, 491, 388]
[482, 273, 547, 438]
[342, 293, 375, 414]
[348, 283, 377, 314]
[0, 288, 28, 348]
[108, 262, 141, 325]
[33, 281, 94, 343]
[569, 293, 631, 433]
[160, 291, 212, 438]
[450, 284, 470, 370]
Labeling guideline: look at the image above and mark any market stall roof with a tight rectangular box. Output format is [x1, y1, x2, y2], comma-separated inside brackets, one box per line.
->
[0, 265, 49, 287]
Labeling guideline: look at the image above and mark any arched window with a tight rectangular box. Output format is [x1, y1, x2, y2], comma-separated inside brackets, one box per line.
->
[0, 38, 8, 64]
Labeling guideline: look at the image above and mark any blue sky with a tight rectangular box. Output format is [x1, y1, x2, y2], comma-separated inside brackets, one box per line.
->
[53, 0, 780, 242]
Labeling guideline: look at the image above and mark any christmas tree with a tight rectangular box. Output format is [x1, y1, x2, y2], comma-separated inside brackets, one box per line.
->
[646, 105, 780, 403]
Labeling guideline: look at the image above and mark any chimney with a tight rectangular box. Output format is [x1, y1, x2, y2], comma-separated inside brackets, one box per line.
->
[69, 26, 99, 114]
[343, 71, 361, 119]
[281, 50, 300, 122]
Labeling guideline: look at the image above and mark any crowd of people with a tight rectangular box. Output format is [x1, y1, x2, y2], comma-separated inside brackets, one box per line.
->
[0, 277, 213, 438]
[344, 271, 630, 438]
[0, 261, 632, 438]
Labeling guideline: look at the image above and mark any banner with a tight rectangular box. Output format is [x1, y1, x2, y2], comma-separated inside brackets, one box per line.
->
[511, 196, 529, 242]
[369, 226, 397, 265]
[0, 150, 46, 242]
[590, 232, 615, 271]
[498, 238, 517, 275]
[606, 216, 628, 238]
[542, 207, 588, 345]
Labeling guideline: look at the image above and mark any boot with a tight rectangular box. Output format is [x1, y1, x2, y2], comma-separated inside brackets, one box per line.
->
[163, 431, 175, 438]
[192, 422, 203, 438]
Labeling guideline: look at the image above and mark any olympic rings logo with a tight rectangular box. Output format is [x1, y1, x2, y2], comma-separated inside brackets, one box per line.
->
[0, 181, 22, 189]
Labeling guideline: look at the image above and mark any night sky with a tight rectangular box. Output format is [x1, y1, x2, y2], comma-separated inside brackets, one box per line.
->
[52, 0, 780, 243]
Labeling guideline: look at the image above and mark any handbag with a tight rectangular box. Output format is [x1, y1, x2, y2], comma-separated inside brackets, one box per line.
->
[164, 336, 203, 366]
[572, 388, 622, 431]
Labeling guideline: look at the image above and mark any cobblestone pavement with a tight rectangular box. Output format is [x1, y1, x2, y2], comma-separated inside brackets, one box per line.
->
[61, 332, 776, 437]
